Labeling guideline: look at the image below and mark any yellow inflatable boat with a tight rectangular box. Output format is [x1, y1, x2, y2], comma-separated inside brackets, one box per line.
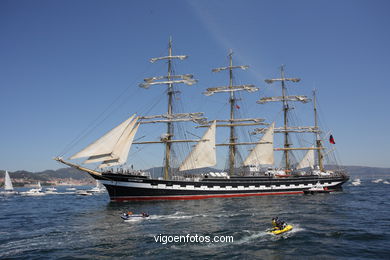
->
[268, 224, 293, 235]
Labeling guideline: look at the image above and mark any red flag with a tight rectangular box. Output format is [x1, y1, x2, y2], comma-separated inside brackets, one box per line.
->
[329, 135, 336, 144]
[236, 105, 240, 109]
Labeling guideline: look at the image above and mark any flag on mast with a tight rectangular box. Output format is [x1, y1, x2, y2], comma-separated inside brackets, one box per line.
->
[329, 134, 336, 144]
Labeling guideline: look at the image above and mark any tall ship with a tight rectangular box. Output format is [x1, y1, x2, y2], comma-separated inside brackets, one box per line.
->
[55, 39, 348, 201]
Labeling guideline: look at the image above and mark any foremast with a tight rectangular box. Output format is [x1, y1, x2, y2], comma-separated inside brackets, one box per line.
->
[138, 38, 205, 180]
[165, 39, 174, 182]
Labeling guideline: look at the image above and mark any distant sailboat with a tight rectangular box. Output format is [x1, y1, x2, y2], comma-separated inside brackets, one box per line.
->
[21, 181, 45, 196]
[1, 171, 17, 195]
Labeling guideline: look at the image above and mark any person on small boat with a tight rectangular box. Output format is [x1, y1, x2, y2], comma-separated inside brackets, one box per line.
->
[272, 217, 278, 228]
[280, 221, 287, 229]
[123, 211, 133, 217]
[272, 217, 287, 230]
[141, 212, 149, 217]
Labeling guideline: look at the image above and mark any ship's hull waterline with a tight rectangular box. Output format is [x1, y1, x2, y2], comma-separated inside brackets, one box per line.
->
[92, 173, 349, 201]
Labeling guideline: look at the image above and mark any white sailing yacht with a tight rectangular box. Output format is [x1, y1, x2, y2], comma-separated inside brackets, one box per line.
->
[1, 171, 18, 195]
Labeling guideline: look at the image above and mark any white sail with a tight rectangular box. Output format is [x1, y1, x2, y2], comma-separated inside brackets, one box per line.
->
[70, 115, 136, 160]
[296, 148, 315, 169]
[179, 121, 216, 171]
[99, 122, 140, 168]
[4, 171, 14, 191]
[83, 154, 114, 164]
[83, 117, 138, 164]
[243, 122, 275, 166]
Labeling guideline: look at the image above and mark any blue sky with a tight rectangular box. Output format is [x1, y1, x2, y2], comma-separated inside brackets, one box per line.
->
[1, 0, 389, 171]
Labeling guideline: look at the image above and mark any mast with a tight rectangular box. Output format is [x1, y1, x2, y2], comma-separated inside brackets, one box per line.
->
[228, 51, 236, 176]
[204, 51, 260, 176]
[280, 66, 290, 169]
[313, 90, 324, 171]
[261, 66, 305, 170]
[165, 38, 174, 181]
[138, 38, 204, 180]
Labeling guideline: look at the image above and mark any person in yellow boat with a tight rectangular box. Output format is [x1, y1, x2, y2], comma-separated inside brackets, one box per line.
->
[272, 217, 278, 228]
[272, 217, 287, 230]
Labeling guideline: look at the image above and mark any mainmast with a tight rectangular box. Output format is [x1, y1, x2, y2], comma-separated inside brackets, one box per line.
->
[203, 51, 260, 175]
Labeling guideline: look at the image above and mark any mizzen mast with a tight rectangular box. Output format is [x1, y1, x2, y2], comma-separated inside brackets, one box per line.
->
[313, 90, 324, 171]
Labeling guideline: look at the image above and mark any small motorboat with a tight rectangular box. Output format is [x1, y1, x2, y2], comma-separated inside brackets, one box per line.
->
[351, 178, 361, 186]
[303, 182, 331, 194]
[45, 187, 59, 194]
[268, 224, 293, 235]
[121, 212, 149, 220]
[75, 190, 93, 196]
[20, 182, 45, 196]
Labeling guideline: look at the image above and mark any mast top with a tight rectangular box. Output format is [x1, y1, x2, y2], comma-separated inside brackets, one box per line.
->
[211, 51, 250, 73]
[139, 38, 197, 89]
[205, 52, 258, 95]
[260, 65, 308, 104]
[265, 65, 301, 84]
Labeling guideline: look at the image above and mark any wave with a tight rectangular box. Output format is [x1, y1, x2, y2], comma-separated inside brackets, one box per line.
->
[129, 211, 249, 221]
[122, 211, 196, 222]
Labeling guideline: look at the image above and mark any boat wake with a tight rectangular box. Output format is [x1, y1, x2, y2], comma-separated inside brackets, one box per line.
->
[123, 217, 146, 222]
[233, 230, 270, 244]
[123, 211, 195, 223]
[372, 178, 383, 183]
[231, 224, 305, 245]
[150, 211, 195, 220]
[149, 211, 249, 221]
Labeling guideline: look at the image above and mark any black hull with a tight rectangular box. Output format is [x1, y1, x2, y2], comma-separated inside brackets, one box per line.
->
[91, 173, 349, 201]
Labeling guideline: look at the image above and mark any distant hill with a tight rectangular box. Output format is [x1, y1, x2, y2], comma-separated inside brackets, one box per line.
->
[0, 168, 93, 182]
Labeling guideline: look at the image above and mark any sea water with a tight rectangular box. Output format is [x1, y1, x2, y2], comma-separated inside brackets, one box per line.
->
[1, 178, 389, 259]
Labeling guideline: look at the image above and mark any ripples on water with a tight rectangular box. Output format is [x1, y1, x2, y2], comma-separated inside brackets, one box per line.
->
[1, 178, 390, 259]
